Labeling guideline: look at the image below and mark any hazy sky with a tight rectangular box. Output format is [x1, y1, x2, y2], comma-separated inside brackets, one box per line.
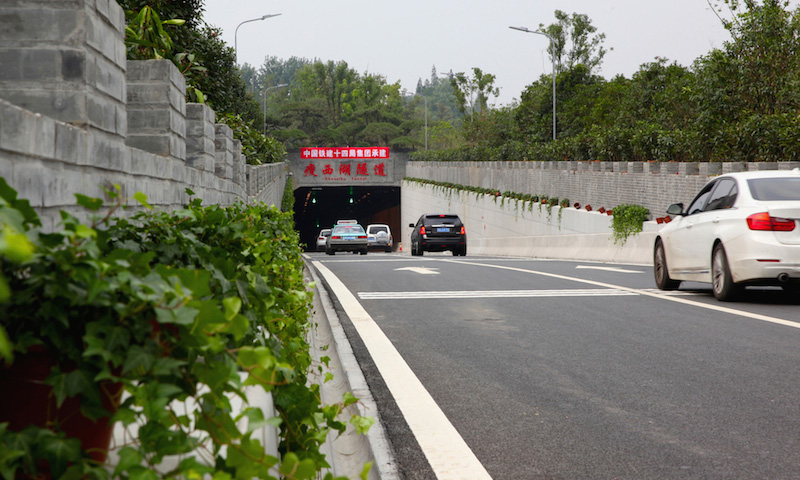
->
[200, 1, 755, 106]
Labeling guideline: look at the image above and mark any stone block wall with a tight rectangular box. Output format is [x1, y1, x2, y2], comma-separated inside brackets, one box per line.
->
[0, 0, 127, 137]
[186, 104, 216, 172]
[126, 60, 186, 161]
[0, 0, 286, 230]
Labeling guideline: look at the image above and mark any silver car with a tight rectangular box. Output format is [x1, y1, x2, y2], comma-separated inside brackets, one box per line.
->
[316, 228, 331, 251]
[366, 224, 393, 252]
[326, 223, 368, 255]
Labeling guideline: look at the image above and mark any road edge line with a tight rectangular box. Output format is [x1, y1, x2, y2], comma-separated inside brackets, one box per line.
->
[311, 260, 493, 480]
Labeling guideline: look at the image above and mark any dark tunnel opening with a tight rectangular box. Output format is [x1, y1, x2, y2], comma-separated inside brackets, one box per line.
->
[293, 186, 401, 251]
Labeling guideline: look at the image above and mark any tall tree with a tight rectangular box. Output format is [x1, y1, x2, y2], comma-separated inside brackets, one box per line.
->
[450, 67, 499, 120]
[539, 10, 608, 74]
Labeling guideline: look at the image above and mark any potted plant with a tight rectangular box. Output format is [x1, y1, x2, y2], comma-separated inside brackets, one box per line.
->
[0, 181, 368, 479]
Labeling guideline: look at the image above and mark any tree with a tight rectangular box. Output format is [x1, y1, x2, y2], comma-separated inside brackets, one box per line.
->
[699, 0, 800, 117]
[539, 10, 608, 74]
[450, 68, 500, 120]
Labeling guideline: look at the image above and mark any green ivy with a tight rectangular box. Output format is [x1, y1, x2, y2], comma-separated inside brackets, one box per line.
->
[611, 204, 651, 245]
[0, 181, 368, 479]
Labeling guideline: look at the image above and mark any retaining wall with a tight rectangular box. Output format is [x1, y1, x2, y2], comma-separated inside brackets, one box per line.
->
[401, 180, 660, 264]
[407, 160, 800, 221]
[0, 0, 286, 231]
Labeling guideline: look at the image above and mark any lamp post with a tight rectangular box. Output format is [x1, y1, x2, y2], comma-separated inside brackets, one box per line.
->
[509, 25, 557, 140]
[234, 14, 282, 65]
[263, 83, 289, 131]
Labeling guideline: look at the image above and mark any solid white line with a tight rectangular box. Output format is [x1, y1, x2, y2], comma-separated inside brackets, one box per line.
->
[575, 265, 644, 273]
[312, 260, 493, 480]
[443, 259, 800, 330]
[358, 289, 637, 300]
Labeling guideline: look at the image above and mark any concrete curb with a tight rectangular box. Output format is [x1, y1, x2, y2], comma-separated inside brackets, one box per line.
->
[306, 262, 401, 480]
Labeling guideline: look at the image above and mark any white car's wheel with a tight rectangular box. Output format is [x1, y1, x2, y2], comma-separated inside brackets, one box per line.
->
[712, 244, 742, 301]
[654, 240, 680, 290]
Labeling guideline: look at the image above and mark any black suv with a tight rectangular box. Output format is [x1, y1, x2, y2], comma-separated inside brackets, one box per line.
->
[409, 214, 467, 256]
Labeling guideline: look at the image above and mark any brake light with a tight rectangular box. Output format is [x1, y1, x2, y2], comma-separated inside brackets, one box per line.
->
[746, 212, 796, 231]
[460, 226, 466, 235]
[331, 235, 342, 239]
[357, 235, 367, 239]
[419, 226, 426, 235]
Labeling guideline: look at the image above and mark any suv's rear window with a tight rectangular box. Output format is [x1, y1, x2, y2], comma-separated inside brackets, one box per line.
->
[369, 226, 388, 233]
[424, 215, 460, 224]
[748, 178, 800, 201]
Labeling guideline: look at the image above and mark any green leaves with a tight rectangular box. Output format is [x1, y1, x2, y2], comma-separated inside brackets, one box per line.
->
[0, 182, 370, 479]
[611, 204, 650, 245]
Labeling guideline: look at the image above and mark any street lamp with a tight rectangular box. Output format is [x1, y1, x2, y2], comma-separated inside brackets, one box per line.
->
[509, 25, 557, 140]
[263, 83, 289, 131]
[234, 14, 282, 65]
[406, 93, 428, 150]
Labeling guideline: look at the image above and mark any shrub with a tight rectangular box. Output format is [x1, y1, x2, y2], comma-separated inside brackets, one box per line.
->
[611, 203, 650, 245]
[0, 181, 368, 479]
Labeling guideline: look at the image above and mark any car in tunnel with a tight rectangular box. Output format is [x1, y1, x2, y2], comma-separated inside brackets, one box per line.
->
[409, 214, 467, 256]
[326, 221, 368, 255]
[316, 228, 331, 251]
[366, 224, 393, 252]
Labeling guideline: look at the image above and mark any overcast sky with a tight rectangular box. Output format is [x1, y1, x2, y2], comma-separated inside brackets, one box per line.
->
[200, 1, 767, 106]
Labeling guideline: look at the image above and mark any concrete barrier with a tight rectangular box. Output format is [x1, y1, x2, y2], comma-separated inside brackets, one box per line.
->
[471, 231, 658, 265]
[401, 180, 660, 265]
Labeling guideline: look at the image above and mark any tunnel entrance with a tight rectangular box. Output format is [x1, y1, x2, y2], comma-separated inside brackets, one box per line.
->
[294, 186, 401, 252]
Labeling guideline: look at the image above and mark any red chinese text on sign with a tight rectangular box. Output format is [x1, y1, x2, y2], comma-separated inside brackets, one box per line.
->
[301, 147, 390, 159]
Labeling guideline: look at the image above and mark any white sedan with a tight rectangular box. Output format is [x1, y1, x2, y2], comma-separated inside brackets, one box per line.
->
[654, 169, 800, 301]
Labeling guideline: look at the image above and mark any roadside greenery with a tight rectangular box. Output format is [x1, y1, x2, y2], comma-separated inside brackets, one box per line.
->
[410, 0, 800, 163]
[405, 177, 570, 218]
[120, 1, 287, 164]
[611, 204, 651, 245]
[122, 1, 800, 164]
[0, 180, 370, 479]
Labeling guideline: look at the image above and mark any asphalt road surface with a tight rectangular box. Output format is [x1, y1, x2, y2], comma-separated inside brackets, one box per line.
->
[307, 252, 800, 480]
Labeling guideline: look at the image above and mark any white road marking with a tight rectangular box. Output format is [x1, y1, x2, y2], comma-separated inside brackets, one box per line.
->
[312, 261, 493, 480]
[576, 265, 643, 273]
[444, 259, 800, 330]
[640, 288, 709, 296]
[359, 289, 637, 300]
[394, 266, 441, 275]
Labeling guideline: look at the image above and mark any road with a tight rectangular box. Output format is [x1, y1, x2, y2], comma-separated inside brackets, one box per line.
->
[306, 252, 800, 480]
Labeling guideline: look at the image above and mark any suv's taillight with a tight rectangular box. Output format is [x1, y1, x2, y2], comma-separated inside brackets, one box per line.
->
[460, 226, 466, 235]
[747, 212, 796, 231]
[419, 226, 426, 235]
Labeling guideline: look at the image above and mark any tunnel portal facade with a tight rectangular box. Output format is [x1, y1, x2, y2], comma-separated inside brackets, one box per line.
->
[289, 148, 408, 251]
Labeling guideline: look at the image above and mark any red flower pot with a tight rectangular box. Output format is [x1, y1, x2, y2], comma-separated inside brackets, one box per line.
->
[0, 348, 122, 463]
